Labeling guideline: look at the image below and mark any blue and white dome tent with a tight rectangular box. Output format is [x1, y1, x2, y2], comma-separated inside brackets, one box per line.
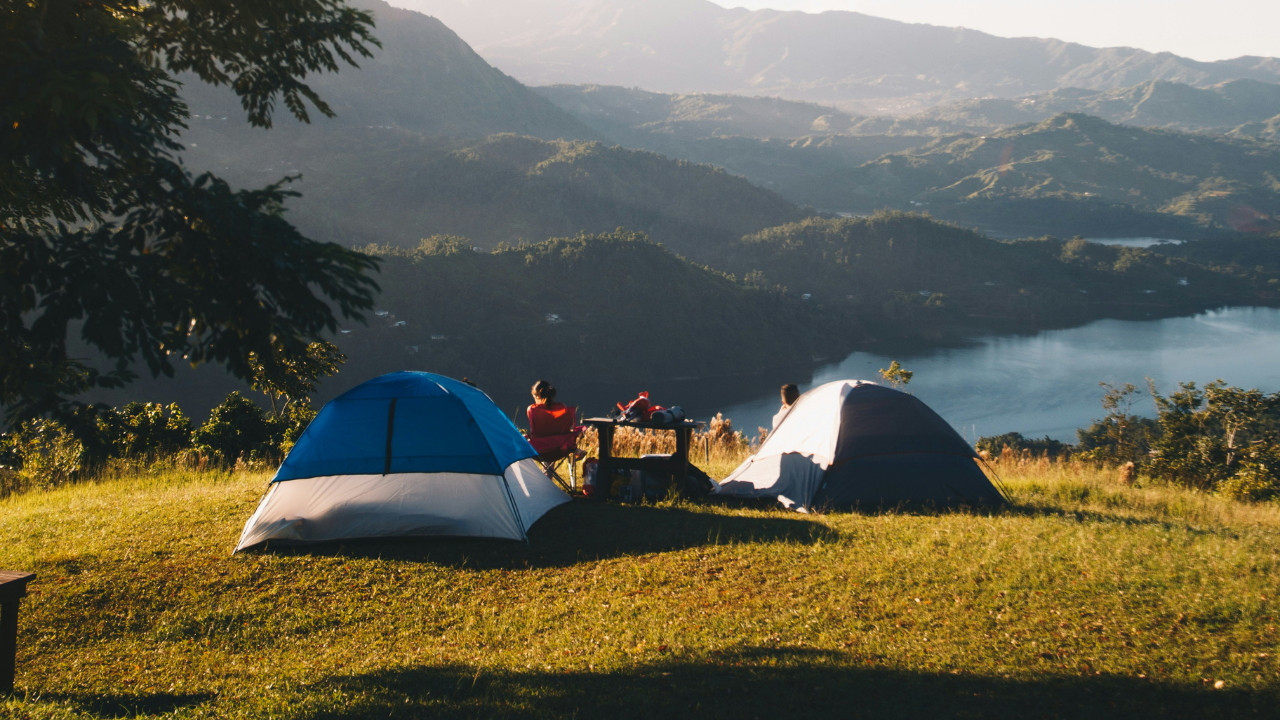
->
[235, 372, 570, 551]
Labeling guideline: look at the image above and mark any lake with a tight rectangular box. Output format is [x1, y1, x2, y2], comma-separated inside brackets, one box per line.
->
[568, 307, 1280, 443]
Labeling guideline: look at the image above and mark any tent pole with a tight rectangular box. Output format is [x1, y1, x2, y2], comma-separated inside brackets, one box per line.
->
[500, 474, 529, 543]
[978, 458, 1013, 503]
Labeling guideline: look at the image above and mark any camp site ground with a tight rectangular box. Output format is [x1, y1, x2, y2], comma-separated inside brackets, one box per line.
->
[2, 451, 1278, 718]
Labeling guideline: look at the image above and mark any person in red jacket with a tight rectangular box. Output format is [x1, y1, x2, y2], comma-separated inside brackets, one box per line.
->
[527, 380, 583, 458]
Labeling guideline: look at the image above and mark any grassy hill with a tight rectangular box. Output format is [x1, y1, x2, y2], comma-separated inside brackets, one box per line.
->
[180, 0, 595, 142]
[3, 459, 1279, 718]
[787, 114, 1280, 236]
[720, 214, 1280, 332]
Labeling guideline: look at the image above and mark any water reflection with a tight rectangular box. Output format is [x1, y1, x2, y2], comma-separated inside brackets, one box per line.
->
[1086, 237, 1185, 248]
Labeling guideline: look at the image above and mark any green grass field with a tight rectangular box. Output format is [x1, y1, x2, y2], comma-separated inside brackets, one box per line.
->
[1, 463, 1278, 719]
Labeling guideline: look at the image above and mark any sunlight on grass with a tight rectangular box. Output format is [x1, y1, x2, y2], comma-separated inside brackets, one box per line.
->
[0, 463, 1277, 718]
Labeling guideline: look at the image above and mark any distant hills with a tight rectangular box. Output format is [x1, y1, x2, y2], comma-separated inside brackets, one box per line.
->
[1230, 114, 1280, 142]
[181, 0, 595, 142]
[178, 0, 811, 257]
[394, 0, 1280, 113]
[792, 114, 1280, 236]
[914, 80, 1280, 134]
[534, 83, 1280, 236]
[181, 125, 811, 257]
[539, 79, 1280, 141]
[721, 214, 1280, 328]
[176, 0, 1280, 244]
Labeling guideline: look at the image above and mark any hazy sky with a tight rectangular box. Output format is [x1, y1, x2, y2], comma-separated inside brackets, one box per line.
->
[711, 0, 1280, 62]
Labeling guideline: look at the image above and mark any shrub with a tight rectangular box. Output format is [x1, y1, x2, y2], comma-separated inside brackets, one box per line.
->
[97, 402, 194, 460]
[977, 432, 1072, 459]
[0, 419, 86, 495]
[1218, 446, 1280, 502]
[193, 393, 275, 464]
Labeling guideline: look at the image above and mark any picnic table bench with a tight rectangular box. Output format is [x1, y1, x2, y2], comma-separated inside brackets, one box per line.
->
[583, 417, 705, 500]
[0, 571, 35, 695]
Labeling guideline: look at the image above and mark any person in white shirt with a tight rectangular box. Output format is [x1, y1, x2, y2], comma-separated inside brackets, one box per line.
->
[772, 384, 800, 431]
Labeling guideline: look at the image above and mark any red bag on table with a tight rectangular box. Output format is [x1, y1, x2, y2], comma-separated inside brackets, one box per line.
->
[617, 392, 664, 422]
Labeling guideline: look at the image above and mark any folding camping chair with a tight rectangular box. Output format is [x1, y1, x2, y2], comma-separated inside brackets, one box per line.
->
[526, 403, 584, 493]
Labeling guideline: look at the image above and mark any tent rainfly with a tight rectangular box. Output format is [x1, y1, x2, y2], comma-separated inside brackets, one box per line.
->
[716, 380, 1005, 511]
[235, 372, 568, 551]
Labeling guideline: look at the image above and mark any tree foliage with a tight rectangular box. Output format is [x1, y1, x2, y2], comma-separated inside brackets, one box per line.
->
[1, 0, 381, 429]
[1072, 379, 1280, 500]
[249, 341, 345, 419]
[878, 360, 913, 390]
[1146, 380, 1280, 491]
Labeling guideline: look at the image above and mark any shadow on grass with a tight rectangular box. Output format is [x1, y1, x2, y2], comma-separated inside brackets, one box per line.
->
[301, 646, 1271, 720]
[269, 501, 836, 569]
[43, 691, 215, 718]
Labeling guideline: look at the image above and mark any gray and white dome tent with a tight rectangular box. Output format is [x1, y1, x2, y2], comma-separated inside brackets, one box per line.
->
[235, 372, 569, 551]
[716, 380, 1005, 511]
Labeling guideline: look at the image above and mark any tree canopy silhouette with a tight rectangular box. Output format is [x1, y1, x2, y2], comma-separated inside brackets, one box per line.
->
[1, 0, 381, 430]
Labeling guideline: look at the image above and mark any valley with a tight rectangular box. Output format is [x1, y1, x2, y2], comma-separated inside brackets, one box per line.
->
[132, 0, 1280, 421]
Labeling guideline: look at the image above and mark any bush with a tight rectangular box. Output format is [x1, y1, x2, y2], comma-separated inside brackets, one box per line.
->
[97, 402, 194, 460]
[1219, 464, 1279, 502]
[0, 419, 86, 495]
[193, 393, 276, 464]
[1218, 446, 1280, 502]
[977, 432, 1072, 459]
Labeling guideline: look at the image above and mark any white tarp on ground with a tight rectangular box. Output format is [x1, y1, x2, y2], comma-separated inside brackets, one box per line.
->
[234, 458, 567, 550]
[716, 380, 862, 511]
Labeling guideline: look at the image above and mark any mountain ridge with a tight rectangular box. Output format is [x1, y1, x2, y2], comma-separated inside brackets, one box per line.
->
[793, 113, 1280, 236]
[181, 0, 597, 141]
[394, 0, 1280, 113]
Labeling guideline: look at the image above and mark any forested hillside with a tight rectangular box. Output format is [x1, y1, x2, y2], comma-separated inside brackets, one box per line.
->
[180, 126, 811, 257]
[719, 213, 1280, 331]
[336, 232, 855, 398]
[78, 214, 1279, 420]
[82, 232, 857, 417]
[785, 114, 1280, 236]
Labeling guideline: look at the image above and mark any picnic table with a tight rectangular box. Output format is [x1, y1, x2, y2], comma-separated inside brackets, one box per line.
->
[583, 417, 705, 500]
[0, 571, 35, 695]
